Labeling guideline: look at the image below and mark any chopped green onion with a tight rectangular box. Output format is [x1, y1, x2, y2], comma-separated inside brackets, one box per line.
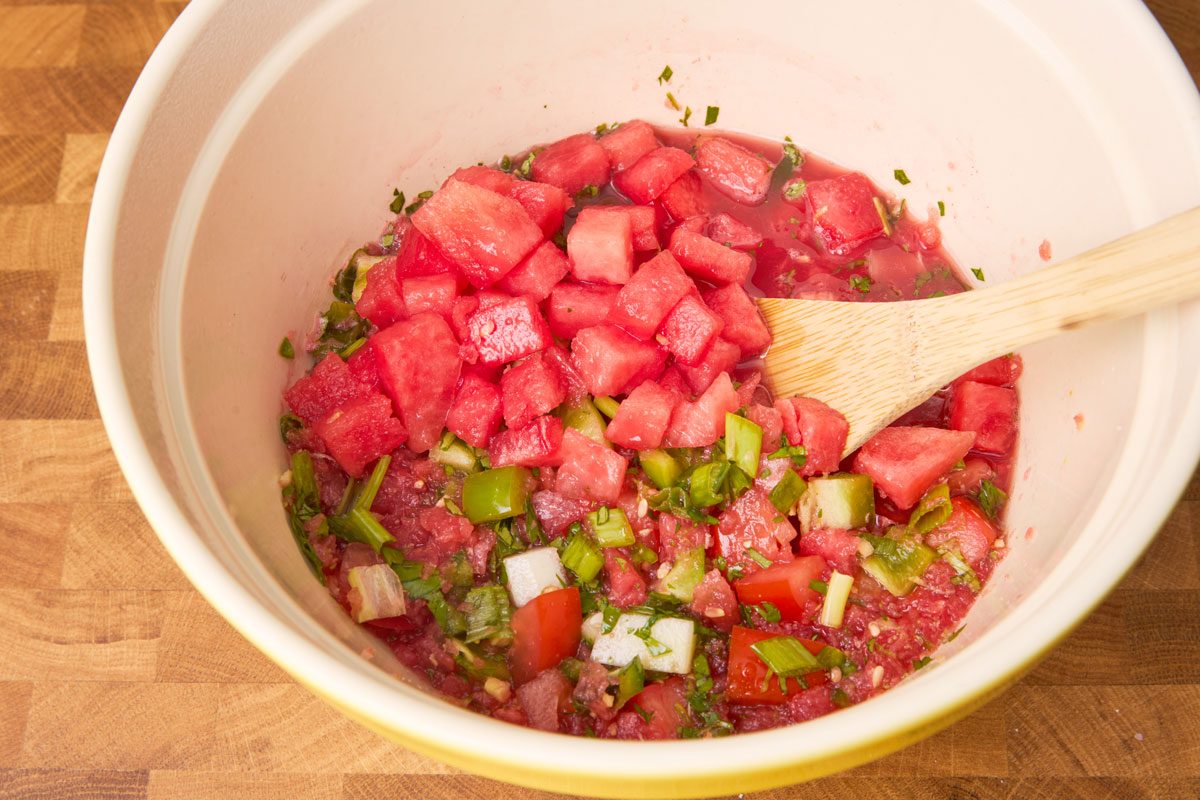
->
[766, 444, 808, 469]
[389, 188, 405, 214]
[278, 413, 304, 443]
[688, 461, 730, 507]
[815, 645, 848, 670]
[518, 151, 536, 178]
[654, 547, 706, 603]
[349, 249, 385, 302]
[750, 635, 822, 678]
[602, 604, 621, 634]
[849, 274, 873, 294]
[679, 106, 693, 127]
[588, 507, 635, 548]
[658, 65, 673, 84]
[744, 547, 773, 569]
[769, 469, 806, 515]
[404, 189, 433, 215]
[615, 657, 645, 709]
[894, 169, 911, 185]
[630, 543, 658, 567]
[783, 178, 807, 201]
[818, 570, 854, 628]
[338, 337, 366, 359]
[353, 455, 391, 513]
[976, 479, 1008, 519]
[281, 450, 327, 580]
[860, 529, 937, 596]
[380, 233, 395, 248]
[971, 267, 986, 282]
[347, 563, 407, 623]
[327, 507, 396, 552]
[913, 656, 932, 670]
[428, 432, 479, 474]
[724, 464, 753, 504]
[750, 601, 782, 623]
[461, 466, 531, 524]
[809, 580, 828, 595]
[937, 200, 946, 217]
[666, 92, 681, 111]
[561, 530, 604, 582]
[633, 703, 654, 723]
[557, 396, 610, 448]
[464, 584, 512, 644]
[704, 106, 720, 126]
[939, 547, 982, 592]
[799, 473, 875, 532]
[278, 337, 294, 359]
[908, 482, 952, 535]
[724, 413, 763, 478]
[872, 196, 894, 236]
[594, 396, 621, 419]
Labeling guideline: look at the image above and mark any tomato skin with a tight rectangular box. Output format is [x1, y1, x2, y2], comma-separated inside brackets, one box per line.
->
[509, 587, 582, 684]
[733, 555, 827, 620]
[726, 626, 828, 705]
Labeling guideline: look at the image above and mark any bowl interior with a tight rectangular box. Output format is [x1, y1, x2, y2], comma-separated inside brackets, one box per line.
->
[88, 0, 1200, 795]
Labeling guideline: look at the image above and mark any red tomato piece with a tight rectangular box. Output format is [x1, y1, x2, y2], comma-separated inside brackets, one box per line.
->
[733, 555, 827, 620]
[924, 496, 998, 566]
[508, 586, 582, 685]
[726, 626, 828, 705]
[614, 677, 690, 740]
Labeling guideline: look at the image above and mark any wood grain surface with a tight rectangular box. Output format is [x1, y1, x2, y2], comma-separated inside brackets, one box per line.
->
[0, 2, 1196, 799]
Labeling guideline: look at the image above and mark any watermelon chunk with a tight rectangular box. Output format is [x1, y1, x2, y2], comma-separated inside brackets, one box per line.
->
[285, 352, 371, 423]
[613, 147, 695, 205]
[598, 120, 659, 172]
[609, 251, 694, 340]
[701, 283, 772, 357]
[555, 428, 629, 504]
[372, 313, 463, 452]
[715, 488, 798, 570]
[466, 295, 553, 366]
[449, 295, 479, 343]
[489, 415, 564, 468]
[669, 228, 753, 285]
[501, 352, 567, 430]
[542, 343, 589, 400]
[604, 549, 648, 608]
[851, 426, 976, 510]
[805, 173, 885, 256]
[589, 205, 660, 251]
[949, 381, 1018, 454]
[689, 569, 738, 628]
[313, 392, 407, 478]
[394, 227, 462, 280]
[694, 136, 774, 206]
[658, 171, 708, 222]
[532, 490, 593, 539]
[446, 373, 502, 448]
[924, 496, 999, 566]
[411, 179, 543, 287]
[567, 207, 634, 285]
[706, 213, 764, 251]
[746, 403, 783, 454]
[775, 396, 849, 477]
[508, 180, 573, 238]
[346, 342, 381, 392]
[656, 365, 692, 397]
[545, 283, 621, 340]
[796, 528, 859, 575]
[604, 380, 679, 450]
[496, 241, 570, 301]
[955, 355, 1023, 387]
[570, 325, 667, 397]
[530, 133, 612, 196]
[659, 293, 724, 366]
[445, 165, 515, 195]
[663, 372, 740, 448]
[400, 273, 456, 318]
[676, 337, 742, 395]
[356, 255, 406, 328]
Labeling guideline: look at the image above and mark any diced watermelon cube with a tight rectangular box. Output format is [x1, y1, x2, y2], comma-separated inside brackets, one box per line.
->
[508, 180, 573, 238]
[449, 295, 478, 343]
[659, 293, 724, 366]
[598, 120, 659, 172]
[694, 136, 774, 206]
[955, 355, 1023, 387]
[701, 283, 772, 358]
[604, 549, 648, 608]
[570, 325, 667, 397]
[673, 216, 708, 235]
[466, 295, 553, 366]
[656, 365, 691, 397]
[657, 170, 708, 222]
[393, 226, 462, 280]
[444, 165, 516, 195]
[706, 213, 764, 251]
[676, 337, 742, 395]
[555, 428, 629, 504]
[746, 403, 783, 453]
[501, 352, 567, 430]
[530, 133, 612, 196]
[947, 456, 996, 496]
[669, 228, 752, 285]
[313, 392, 407, 478]
[542, 343, 589, 400]
[285, 352, 371, 423]
[411, 179, 543, 287]
[805, 173, 885, 256]
[604, 380, 679, 450]
[613, 147, 695, 205]
[689, 569, 738, 628]
[445, 373, 502, 448]
[356, 255, 406, 328]
[949, 381, 1018, 454]
[496, 241, 570, 301]
[346, 342, 381, 392]
[531, 490, 593, 539]
[545, 283, 621, 340]
[775, 397, 849, 477]
[489, 415, 564, 468]
[371, 313, 462, 452]
[609, 251, 694, 340]
[567, 207, 634, 285]
[796, 528, 859, 574]
[851, 426, 976, 510]
[715, 488, 798, 570]
[400, 273, 456, 318]
[663, 372, 740, 447]
[589, 205, 660, 251]
[924, 496, 999, 566]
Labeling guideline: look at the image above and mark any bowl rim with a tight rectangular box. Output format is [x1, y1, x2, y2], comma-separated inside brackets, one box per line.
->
[83, 1, 1200, 796]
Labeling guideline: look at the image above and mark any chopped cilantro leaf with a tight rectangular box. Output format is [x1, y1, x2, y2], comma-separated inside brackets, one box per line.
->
[658, 65, 673, 84]
[783, 179, 807, 201]
[894, 169, 911, 185]
[971, 267, 986, 281]
[518, 151, 536, 178]
[389, 189, 405, 214]
[680, 106, 693, 127]
[704, 106, 719, 126]
[404, 190, 434, 215]
[744, 547, 773, 569]
[850, 274, 873, 293]
[913, 656, 932, 670]
[278, 337, 294, 359]
[782, 136, 804, 167]
[751, 601, 782, 623]
[380, 233, 394, 248]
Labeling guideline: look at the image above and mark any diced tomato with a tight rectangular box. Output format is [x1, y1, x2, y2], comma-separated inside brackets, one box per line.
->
[954, 355, 1022, 387]
[715, 488, 798, 571]
[609, 251, 694, 340]
[726, 626, 828, 704]
[605, 380, 679, 450]
[567, 207, 635, 285]
[598, 120, 659, 172]
[411, 179, 543, 287]
[747, 403, 784, 454]
[313, 392, 407, 478]
[659, 293, 724, 366]
[501, 352, 567, 430]
[676, 338, 742, 395]
[545, 283, 621, 340]
[613, 147, 695, 205]
[372, 313, 462, 453]
[796, 528, 858, 575]
[690, 568, 738, 629]
[496, 241, 570, 301]
[531, 490, 593, 539]
[604, 549, 648, 608]
[508, 180, 573, 238]
[851, 426, 976, 509]
[947, 457, 996, 496]
[466, 295, 553, 366]
[615, 678, 689, 740]
[658, 170, 708, 221]
[804, 173, 885, 256]
[706, 213, 764, 251]
[949, 381, 1018, 455]
[400, 273, 456, 318]
[530, 133, 612, 196]
[925, 496, 998, 566]
[555, 428, 629, 504]
[489, 415, 564, 468]
[589, 205, 660, 251]
[702, 283, 772, 357]
[445, 373, 503, 448]
[669, 228, 753, 285]
[570, 325, 667, 397]
[663, 372, 740, 448]
[516, 667, 572, 731]
[695, 137, 773, 206]
[509, 586, 582, 684]
[774, 396, 849, 477]
[733, 555, 826, 621]
[285, 352, 371, 423]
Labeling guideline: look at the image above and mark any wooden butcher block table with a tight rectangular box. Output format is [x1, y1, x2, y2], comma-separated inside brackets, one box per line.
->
[0, 2, 1196, 798]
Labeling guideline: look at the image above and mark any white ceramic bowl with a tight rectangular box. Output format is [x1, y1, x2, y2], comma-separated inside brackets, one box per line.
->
[84, 1, 1200, 796]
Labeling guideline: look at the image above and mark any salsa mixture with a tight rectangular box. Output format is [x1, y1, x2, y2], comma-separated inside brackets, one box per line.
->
[277, 119, 1020, 738]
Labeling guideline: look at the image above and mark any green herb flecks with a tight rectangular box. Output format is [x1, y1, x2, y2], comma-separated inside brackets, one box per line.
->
[404, 190, 434, 216]
[783, 178, 807, 201]
[658, 65, 674, 84]
[281, 451, 328, 582]
[389, 189, 406, 214]
[704, 106, 719, 126]
[278, 337, 295, 359]
[937, 200, 946, 217]
[680, 106, 693, 127]
[849, 274, 873, 294]
[894, 169, 911, 185]
[976, 479, 1008, 519]
[971, 267, 986, 282]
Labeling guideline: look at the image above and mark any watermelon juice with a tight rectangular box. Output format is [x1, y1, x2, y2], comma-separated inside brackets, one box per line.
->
[277, 121, 1020, 737]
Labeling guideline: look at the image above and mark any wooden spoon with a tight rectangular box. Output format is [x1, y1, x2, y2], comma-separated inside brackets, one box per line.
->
[757, 205, 1200, 455]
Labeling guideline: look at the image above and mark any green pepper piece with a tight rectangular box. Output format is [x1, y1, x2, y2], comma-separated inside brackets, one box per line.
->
[640, 449, 683, 489]
[654, 546, 706, 603]
[688, 461, 730, 508]
[462, 466, 531, 524]
[557, 396, 611, 448]
[562, 530, 604, 582]
[908, 482, 952, 534]
[429, 431, 480, 474]
[615, 657, 645, 709]
[724, 413, 763, 478]
[768, 468, 807, 515]
[860, 528, 937, 596]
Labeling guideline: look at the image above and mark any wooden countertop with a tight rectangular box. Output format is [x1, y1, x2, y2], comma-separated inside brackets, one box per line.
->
[0, 2, 1197, 798]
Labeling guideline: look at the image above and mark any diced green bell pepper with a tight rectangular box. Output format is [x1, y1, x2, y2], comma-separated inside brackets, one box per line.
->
[688, 461, 730, 508]
[589, 506, 635, 548]
[769, 468, 807, 515]
[562, 530, 604, 582]
[462, 466, 531, 524]
[860, 528, 937, 596]
[654, 546, 706, 603]
[594, 395, 621, 419]
[429, 431, 480, 474]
